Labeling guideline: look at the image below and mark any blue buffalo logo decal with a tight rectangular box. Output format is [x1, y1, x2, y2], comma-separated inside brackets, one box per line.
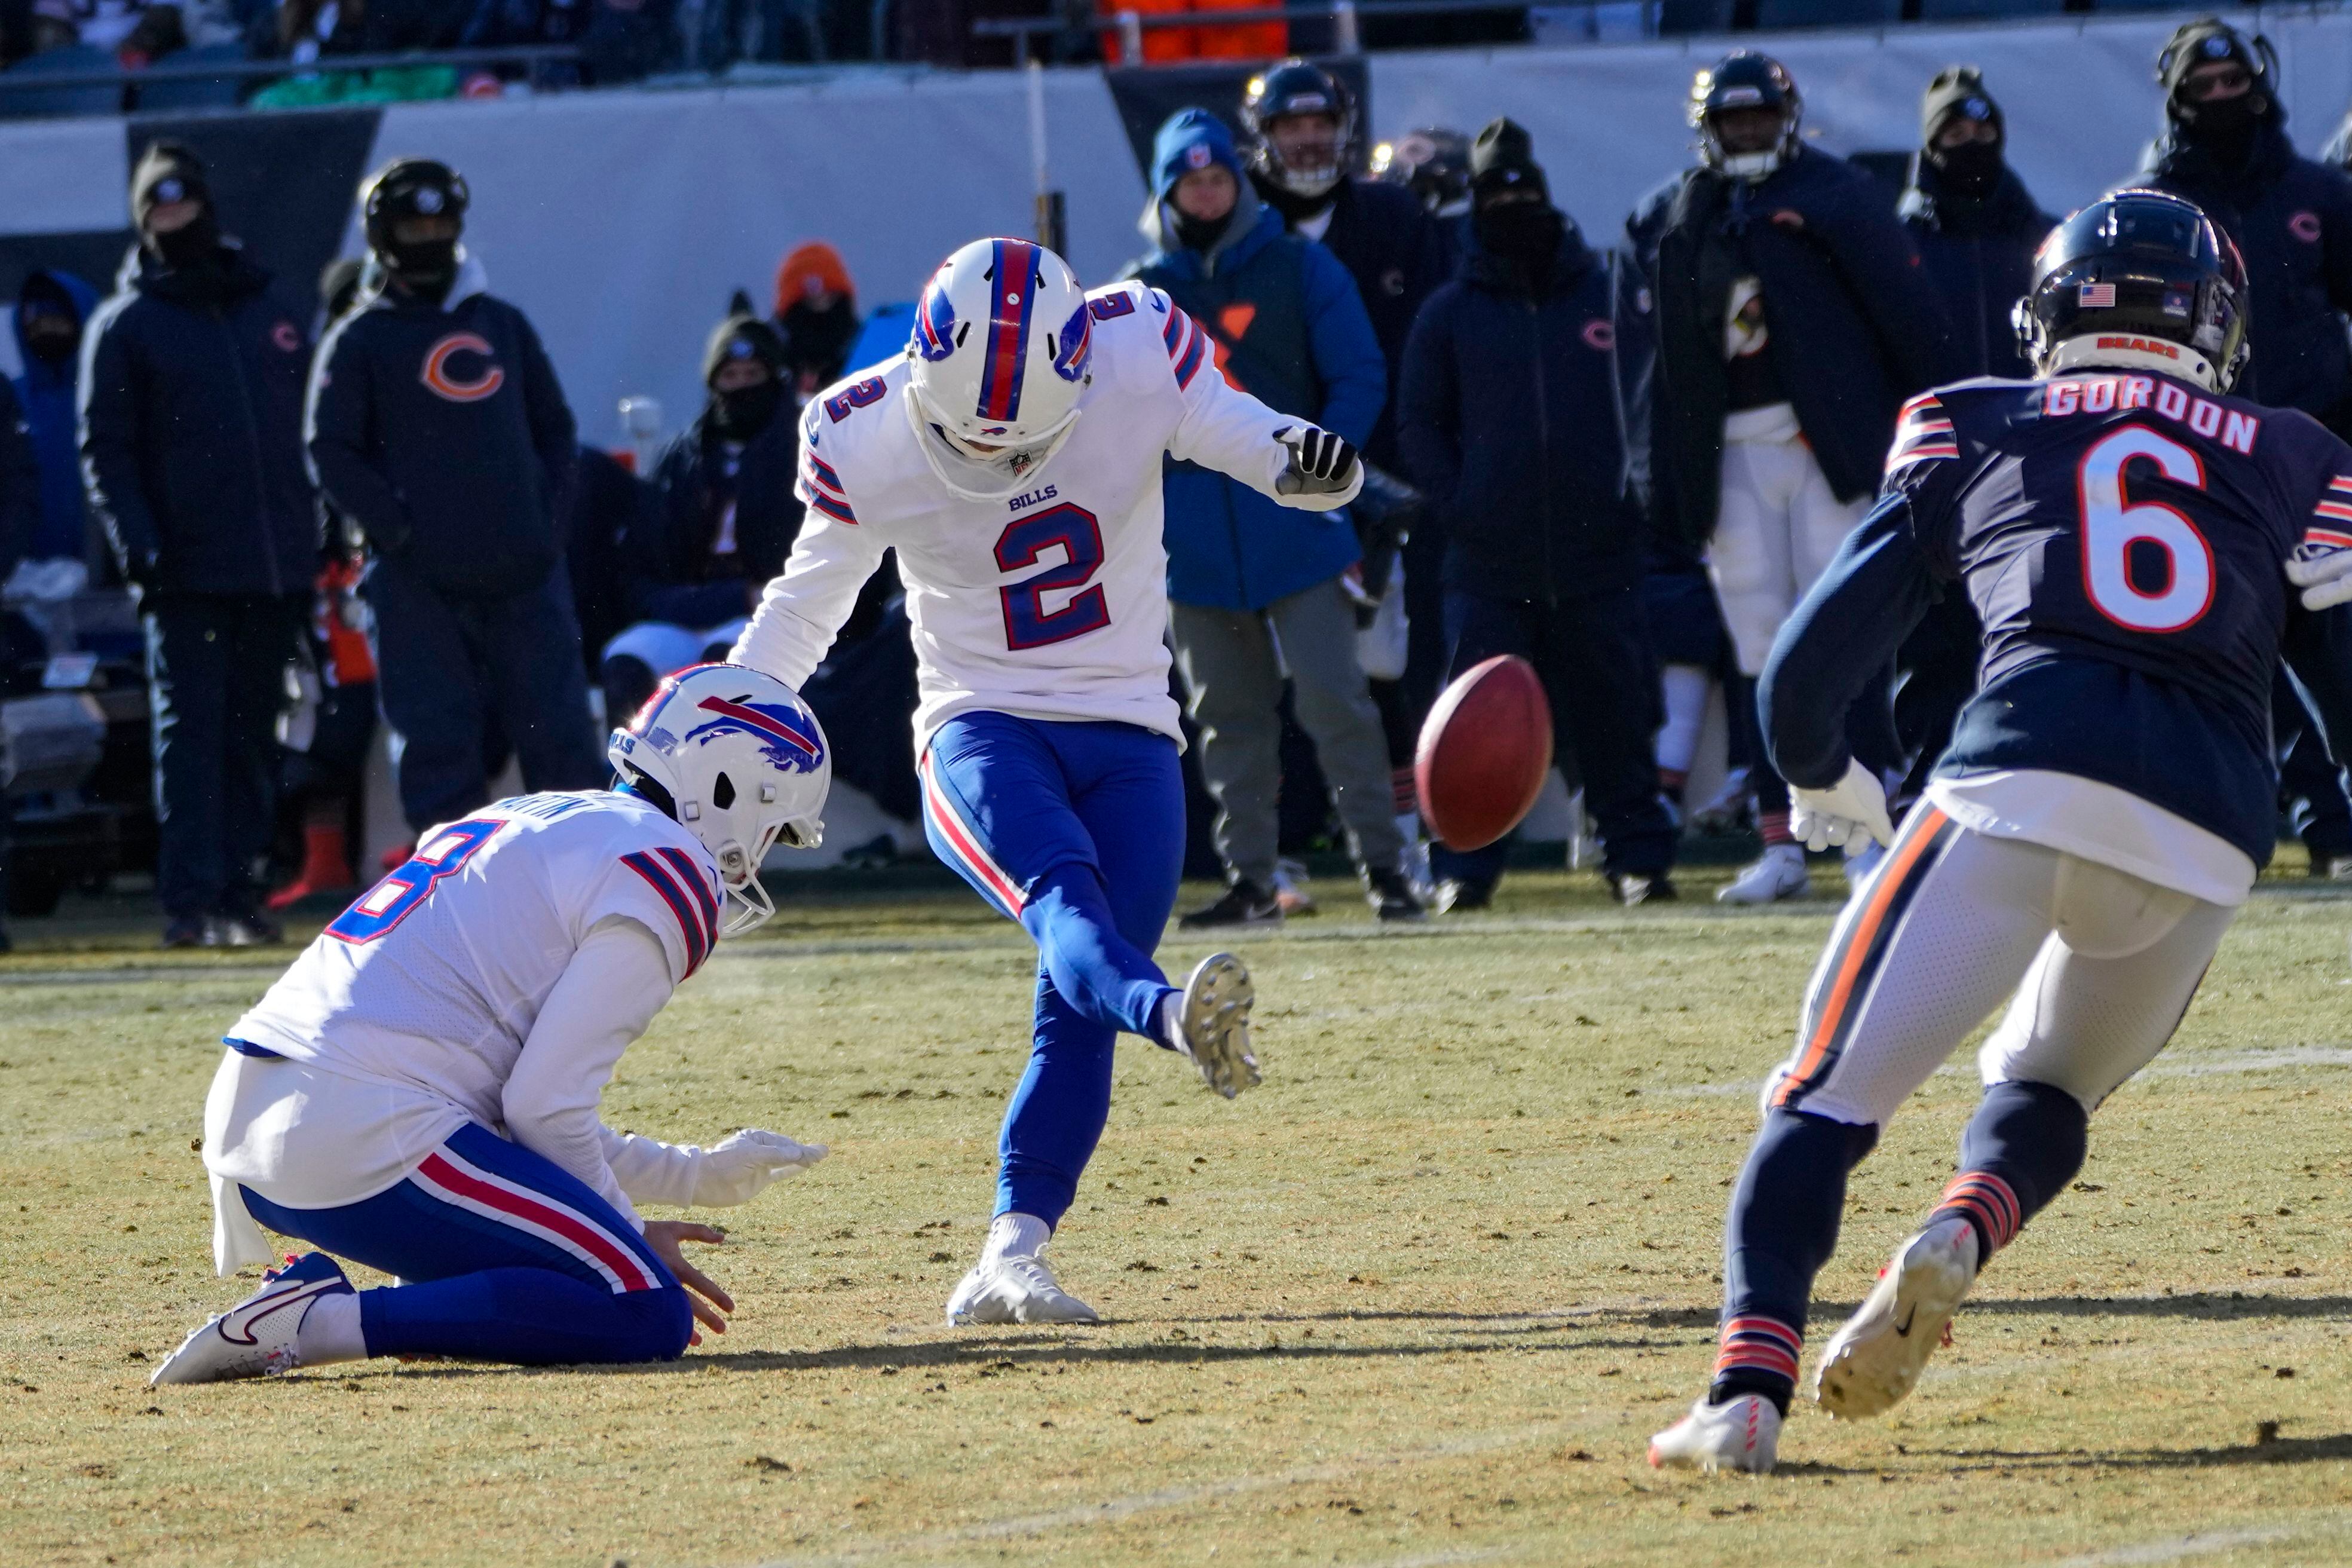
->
[683, 694, 825, 773]
[913, 280, 957, 362]
[421, 333, 503, 402]
[1052, 299, 1092, 382]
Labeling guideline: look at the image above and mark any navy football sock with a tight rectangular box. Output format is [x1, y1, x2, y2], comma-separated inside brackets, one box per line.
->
[1931, 1080, 2088, 1263]
[1714, 1108, 1879, 1414]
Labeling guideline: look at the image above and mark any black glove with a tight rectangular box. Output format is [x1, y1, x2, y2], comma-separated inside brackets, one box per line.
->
[122, 547, 163, 592]
[1274, 425, 1361, 498]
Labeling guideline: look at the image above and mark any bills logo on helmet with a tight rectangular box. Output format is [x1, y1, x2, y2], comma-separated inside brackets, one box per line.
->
[421, 333, 504, 402]
[682, 694, 826, 773]
[914, 278, 957, 363]
[1051, 299, 1092, 383]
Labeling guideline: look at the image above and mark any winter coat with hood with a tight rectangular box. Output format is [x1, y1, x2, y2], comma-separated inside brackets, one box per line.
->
[1125, 108, 1387, 612]
[1900, 159, 2056, 381]
[13, 268, 99, 563]
[2132, 117, 2352, 428]
[1397, 217, 1653, 603]
[79, 240, 319, 598]
[307, 252, 578, 602]
[1627, 144, 1959, 553]
[629, 419, 803, 627]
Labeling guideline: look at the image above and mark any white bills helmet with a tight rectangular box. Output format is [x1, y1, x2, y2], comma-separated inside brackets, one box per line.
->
[904, 237, 1094, 500]
[607, 664, 829, 936]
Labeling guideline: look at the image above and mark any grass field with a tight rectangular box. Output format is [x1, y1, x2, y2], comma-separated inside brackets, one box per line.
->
[5, 860, 2352, 1567]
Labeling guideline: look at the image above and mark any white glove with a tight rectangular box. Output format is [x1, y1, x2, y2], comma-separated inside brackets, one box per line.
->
[686, 1129, 828, 1207]
[1272, 424, 1361, 499]
[2287, 539, 2352, 611]
[1790, 758, 1896, 852]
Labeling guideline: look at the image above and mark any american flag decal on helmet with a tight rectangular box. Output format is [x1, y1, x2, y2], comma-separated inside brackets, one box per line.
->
[975, 238, 1043, 423]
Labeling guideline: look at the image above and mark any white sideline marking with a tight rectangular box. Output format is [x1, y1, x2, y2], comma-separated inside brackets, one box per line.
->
[747, 1423, 1558, 1568]
[2049, 1522, 2302, 1566]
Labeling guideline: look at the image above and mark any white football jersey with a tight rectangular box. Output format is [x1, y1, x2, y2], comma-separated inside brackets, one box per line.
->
[226, 791, 723, 1135]
[729, 280, 1355, 746]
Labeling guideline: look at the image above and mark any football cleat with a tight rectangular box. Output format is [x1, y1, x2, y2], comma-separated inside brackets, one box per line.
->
[1811, 1217, 1979, 1420]
[945, 1252, 1101, 1325]
[1174, 953, 1260, 1098]
[1648, 1392, 1782, 1474]
[150, 1252, 354, 1386]
[1716, 844, 1809, 905]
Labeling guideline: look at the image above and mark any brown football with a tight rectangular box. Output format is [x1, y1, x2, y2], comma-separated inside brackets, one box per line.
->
[1414, 654, 1554, 852]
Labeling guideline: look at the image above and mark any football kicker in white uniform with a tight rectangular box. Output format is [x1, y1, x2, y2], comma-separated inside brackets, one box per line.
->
[730, 237, 1362, 1324]
[151, 667, 832, 1385]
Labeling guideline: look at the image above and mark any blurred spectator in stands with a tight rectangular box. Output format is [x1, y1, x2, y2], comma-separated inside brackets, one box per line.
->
[1244, 60, 1450, 866]
[565, 442, 640, 685]
[601, 307, 801, 719]
[268, 0, 367, 58]
[1399, 119, 1674, 911]
[1903, 68, 2053, 381]
[1891, 68, 2050, 820]
[308, 158, 605, 840]
[81, 145, 315, 948]
[265, 556, 375, 909]
[1099, 0, 1281, 64]
[2133, 19, 2352, 437]
[0, 380, 33, 949]
[461, 0, 586, 61]
[2133, 20, 2352, 883]
[1124, 108, 1417, 925]
[1630, 51, 1952, 905]
[773, 241, 861, 400]
[1373, 125, 1473, 267]
[578, 0, 671, 81]
[11, 268, 97, 567]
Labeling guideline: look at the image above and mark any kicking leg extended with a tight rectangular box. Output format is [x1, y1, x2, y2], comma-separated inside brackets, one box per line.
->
[152, 1123, 700, 1384]
[923, 714, 1256, 1325]
[1652, 813, 2059, 1471]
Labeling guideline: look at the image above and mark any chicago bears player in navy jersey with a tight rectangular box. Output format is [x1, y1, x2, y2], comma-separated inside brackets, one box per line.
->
[1651, 190, 2352, 1473]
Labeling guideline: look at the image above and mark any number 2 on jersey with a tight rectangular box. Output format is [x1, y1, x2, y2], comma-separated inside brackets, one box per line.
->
[996, 503, 1111, 650]
[2077, 425, 2215, 633]
[326, 818, 502, 944]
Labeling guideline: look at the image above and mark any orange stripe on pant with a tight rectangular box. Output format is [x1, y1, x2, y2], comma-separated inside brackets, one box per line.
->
[1773, 806, 1952, 1107]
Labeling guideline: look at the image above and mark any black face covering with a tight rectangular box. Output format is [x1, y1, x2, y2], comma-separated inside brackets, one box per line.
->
[1475, 201, 1564, 280]
[1171, 205, 1235, 255]
[711, 379, 783, 439]
[20, 310, 77, 367]
[2178, 94, 2263, 166]
[1930, 139, 2005, 199]
[387, 238, 461, 301]
[147, 211, 219, 272]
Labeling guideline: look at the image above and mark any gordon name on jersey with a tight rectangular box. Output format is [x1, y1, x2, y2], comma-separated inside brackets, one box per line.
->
[730, 280, 1356, 746]
[1879, 368, 2352, 865]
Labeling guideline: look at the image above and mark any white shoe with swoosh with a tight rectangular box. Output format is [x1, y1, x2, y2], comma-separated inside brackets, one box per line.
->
[1811, 1217, 1979, 1420]
[1648, 1392, 1783, 1474]
[151, 1252, 354, 1386]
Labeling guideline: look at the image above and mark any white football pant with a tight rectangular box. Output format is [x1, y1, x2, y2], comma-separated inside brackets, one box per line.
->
[1708, 407, 1872, 676]
[1765, 808, 2236, 1128]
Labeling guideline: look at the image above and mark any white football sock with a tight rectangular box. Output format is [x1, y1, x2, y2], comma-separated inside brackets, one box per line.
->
[984, 1211, 1051, 1263]
[1155, 991, 1184, 1051]
[296, 1290, 367, 1367]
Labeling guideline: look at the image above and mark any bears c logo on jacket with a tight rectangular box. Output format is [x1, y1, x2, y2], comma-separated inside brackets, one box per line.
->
[420, 333, 504, 403]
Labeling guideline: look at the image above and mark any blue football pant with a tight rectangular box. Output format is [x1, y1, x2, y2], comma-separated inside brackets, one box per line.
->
[241, 1121, 691, 1365]
[919, 712, 1186, 1229]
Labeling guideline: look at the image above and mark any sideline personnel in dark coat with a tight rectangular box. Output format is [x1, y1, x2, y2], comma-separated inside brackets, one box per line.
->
[308, 158, 605, 837]
[82, 143, 314, 948]
[1399, 119, 1676, 909]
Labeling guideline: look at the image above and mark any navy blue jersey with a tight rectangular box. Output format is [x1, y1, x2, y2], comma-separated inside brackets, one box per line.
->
[1761, 368, 2352, 867]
